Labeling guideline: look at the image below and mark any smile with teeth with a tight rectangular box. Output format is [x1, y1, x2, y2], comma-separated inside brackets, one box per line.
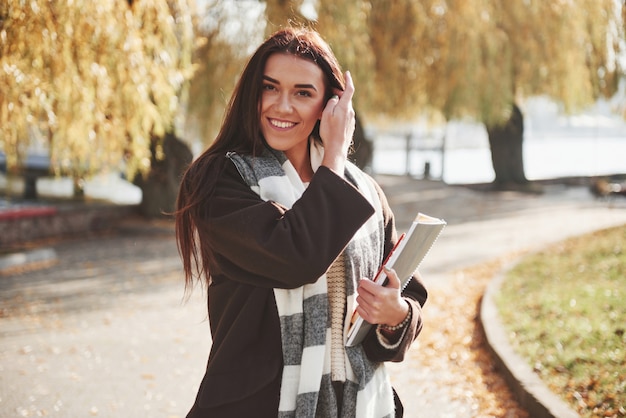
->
[270, 118, 296, 129]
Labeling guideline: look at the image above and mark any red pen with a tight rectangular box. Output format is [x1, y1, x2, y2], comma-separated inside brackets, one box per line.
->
[373, 232, 406, 285]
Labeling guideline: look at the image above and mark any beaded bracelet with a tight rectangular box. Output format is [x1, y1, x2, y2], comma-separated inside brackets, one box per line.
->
[380, 308, 412, 332]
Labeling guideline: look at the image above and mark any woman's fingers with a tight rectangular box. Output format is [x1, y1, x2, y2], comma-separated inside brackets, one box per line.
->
[383, 266, 401, 289]
[336, 71, 354, 105]
[323, 79, 353, 123]
[356, 268, 406, 325]
[319, 71, 356, 174]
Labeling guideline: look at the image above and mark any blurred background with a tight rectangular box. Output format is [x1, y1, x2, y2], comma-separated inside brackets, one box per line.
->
[1, 0, 626, 211]
[2, 3, 626, 417]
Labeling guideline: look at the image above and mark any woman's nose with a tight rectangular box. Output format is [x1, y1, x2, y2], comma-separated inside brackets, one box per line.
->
[276, 93, 293, 113]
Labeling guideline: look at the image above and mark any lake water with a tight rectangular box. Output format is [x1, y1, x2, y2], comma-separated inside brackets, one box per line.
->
[371, 98, 626, 184]
[372, 135, 626, 185]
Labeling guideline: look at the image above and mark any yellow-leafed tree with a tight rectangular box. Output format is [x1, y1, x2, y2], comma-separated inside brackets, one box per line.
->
[0, 0, 195, 209]
[260, 0, 624, 189]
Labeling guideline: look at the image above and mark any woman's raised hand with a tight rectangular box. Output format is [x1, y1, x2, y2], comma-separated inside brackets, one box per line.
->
[319, 71, 356, 176]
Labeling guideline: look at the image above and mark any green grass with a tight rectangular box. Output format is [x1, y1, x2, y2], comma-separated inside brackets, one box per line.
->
[496, 225, 626, 418]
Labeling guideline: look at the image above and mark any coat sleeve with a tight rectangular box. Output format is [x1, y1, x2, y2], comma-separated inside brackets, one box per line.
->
[361, 177, 428, 363]
[197, 157, 376, 289]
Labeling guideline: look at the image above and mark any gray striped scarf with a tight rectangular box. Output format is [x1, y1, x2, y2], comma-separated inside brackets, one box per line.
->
[227, 142, 395, 418]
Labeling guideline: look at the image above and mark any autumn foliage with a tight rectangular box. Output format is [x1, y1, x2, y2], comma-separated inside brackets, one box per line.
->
[0, 0, 195, 180]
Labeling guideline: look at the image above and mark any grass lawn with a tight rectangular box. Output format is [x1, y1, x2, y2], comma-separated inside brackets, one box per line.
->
[495, 224, 626, 418]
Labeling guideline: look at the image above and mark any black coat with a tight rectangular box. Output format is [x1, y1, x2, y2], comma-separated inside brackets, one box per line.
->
[186, 158, 427, 417]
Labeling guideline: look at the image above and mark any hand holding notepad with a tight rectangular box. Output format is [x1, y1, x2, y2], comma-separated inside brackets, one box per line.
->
[345, 212, 446, 347]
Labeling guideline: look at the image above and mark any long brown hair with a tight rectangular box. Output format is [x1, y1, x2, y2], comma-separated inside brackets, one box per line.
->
[176, 27, 346, 290]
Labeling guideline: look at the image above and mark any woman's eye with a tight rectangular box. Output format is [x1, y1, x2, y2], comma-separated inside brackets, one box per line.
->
[297, 90, 312, 97]
[263, 84, 276, 91]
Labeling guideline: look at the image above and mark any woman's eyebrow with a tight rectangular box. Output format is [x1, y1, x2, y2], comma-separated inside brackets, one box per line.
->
[263, 75, 318, 91]
[295, 83, 318, 91]
[263, 75, 279, 84]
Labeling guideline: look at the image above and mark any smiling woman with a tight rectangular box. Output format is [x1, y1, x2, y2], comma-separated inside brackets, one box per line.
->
[260, 53, 327, 181]
[174, 27, 428, 418]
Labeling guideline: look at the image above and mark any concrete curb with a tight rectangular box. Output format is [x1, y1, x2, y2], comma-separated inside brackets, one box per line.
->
[480, 262, 580, 418]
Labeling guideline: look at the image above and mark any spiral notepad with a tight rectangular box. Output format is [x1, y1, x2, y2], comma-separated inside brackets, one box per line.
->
[346, 212, 446, 347]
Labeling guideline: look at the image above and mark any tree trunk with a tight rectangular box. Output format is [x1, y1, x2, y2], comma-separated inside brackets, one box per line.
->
[134, 132, 193, 218]
[72, 177, 85, 199]
[486, 103, 539, 192]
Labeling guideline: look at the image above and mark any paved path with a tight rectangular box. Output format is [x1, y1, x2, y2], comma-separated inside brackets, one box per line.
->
[377, 177, 626, 417]
[1, 176, 626, 417]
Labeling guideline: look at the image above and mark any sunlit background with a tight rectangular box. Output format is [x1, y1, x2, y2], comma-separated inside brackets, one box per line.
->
[1, 0, 626, 204]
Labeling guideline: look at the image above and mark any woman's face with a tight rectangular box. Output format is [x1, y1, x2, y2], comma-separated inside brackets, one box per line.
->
[260, 53, 327, 162]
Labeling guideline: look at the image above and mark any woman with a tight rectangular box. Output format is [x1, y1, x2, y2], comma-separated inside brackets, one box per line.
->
[175, 27, 427, 418]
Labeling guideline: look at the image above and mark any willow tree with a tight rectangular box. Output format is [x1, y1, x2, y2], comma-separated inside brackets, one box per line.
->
[260, 0, 624, 189]
[365, 0, 621, 188]
[0, 0, 195, 206]
[186, 0, 262, 147]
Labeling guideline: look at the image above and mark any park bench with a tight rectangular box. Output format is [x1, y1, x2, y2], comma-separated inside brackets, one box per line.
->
[0, 152, 51, 199]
